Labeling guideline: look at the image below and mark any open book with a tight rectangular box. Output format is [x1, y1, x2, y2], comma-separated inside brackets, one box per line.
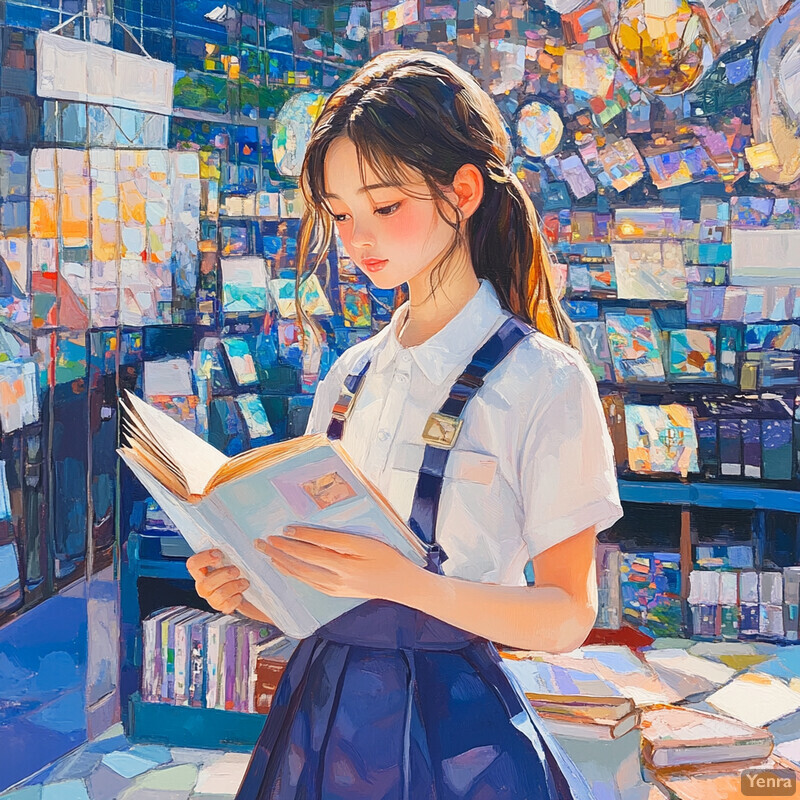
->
[117, 390, 428, 639]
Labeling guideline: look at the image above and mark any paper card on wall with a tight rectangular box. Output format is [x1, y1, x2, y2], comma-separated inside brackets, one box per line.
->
[269, 278, 297, 318]
[340, 284, 372, 328]
[595, 138, 646, 191]
[298, 274, 333, 317]
[624, 403, 699, 477]
[256, 192, 280, 218]
[221, 257, 268, 313]
[613, 208, 682, 239]
[730, 196, 774, 227]
[687, 286, 725, 323]
[605, 310, 665, 382]
[144, 359, 194, 398]
[730, 229, 800, 286]
[612, 241, 687, 301]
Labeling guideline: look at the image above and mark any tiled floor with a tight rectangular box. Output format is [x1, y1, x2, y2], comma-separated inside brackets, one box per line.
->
[5, 639, 800, 799]
[0, 724, 250, 800]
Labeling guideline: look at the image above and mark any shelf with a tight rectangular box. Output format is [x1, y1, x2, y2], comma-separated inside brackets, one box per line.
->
[618, 479, 800, 513]
[127, 693, 266, 750]
[127, 533, 191, 581]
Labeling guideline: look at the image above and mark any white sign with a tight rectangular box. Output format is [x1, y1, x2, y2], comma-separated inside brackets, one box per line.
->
[36, 32, 174, 115]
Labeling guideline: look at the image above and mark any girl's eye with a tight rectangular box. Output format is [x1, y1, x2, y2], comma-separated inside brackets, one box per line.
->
[375, 202, 401, 216]
[333, 214, 349, 223]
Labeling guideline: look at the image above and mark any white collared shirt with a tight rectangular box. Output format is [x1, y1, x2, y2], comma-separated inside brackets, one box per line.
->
[305, 279, 623, 586]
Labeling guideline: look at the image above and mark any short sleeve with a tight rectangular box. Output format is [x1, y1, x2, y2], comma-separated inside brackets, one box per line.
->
[519, 355, 623, 558]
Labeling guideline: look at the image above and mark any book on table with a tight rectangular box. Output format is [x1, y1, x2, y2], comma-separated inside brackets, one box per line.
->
[117, 389, 429, 639]
[640, 704, 774, 770]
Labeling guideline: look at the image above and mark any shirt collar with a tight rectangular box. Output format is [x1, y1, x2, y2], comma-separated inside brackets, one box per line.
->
[372, 279, 507, 385]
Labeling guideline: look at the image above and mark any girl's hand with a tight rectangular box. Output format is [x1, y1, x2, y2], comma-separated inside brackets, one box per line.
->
[254, 526, 423, 601]
[186, 549, 250, 615]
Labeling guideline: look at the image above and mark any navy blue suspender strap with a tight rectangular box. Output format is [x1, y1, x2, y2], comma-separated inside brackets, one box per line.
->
[326, 315, 535, 573]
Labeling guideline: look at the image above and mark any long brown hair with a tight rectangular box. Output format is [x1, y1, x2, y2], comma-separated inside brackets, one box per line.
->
[294, 49, 577, 358]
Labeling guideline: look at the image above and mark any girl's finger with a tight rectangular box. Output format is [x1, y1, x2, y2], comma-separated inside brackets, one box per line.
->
[267, 536, 350, 566]
[221, 593, 243, 614]
[197, 565, 241, 598]
[186, 549, 223, 580]
[283, 527, 365, 556]
[207, 579, 249, 611]
[268, 549, 340, 587]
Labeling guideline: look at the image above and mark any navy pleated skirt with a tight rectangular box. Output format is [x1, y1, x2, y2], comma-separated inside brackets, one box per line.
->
[234, 599, 596, 800]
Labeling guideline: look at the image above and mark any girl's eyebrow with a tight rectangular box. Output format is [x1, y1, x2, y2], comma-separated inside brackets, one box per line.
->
[322, 182, 403, 200]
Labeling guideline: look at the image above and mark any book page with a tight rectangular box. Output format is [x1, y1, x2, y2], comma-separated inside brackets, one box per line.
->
[123, 391, 228, 497]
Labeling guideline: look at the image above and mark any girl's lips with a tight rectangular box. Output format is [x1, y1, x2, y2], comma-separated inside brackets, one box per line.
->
[362, 259, 388, 272]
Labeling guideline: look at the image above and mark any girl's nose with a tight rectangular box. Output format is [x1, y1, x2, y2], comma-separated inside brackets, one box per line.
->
[349, 220, 375, 249]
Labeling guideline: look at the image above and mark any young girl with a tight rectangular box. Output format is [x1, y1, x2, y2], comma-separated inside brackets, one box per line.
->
[187, 49, 623, 799]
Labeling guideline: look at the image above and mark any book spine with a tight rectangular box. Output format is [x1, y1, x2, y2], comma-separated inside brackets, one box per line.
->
[160, 616, 172, 701]
[739, 570, 760, 636]
[719, 419, 742, 477]
[174, 615, 192, 706]
[783, 567, 800, 642]
[142, 616, 155, 702]
[224, 621, 238, 711]
[236, 622, 250, 713]
[741, 418, 762, 479]
[189, 615, 209, 708]
[720, 571, 740, 639]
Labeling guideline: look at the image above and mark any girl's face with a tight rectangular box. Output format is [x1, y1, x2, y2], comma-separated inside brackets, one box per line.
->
[322, 137, 459, 291]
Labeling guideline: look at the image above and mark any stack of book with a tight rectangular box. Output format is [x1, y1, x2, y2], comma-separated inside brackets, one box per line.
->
[141, 605, 299, 713]
[688, 567, 800, 641]
[500, 655, 641, 740]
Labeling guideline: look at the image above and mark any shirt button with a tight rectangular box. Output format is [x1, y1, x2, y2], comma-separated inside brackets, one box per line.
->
[400, 352, 411, 363]
[395, 373, 407, 383]
[377, 429, 390, 442]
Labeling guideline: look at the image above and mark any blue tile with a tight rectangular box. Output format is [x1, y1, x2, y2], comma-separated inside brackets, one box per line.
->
[100, 752, 159, 780]
[127, 745, 172, 767]
[41, 781, 90, 800]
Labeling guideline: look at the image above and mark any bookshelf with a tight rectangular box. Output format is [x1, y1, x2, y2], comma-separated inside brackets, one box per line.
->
[127, 691, 266, 750]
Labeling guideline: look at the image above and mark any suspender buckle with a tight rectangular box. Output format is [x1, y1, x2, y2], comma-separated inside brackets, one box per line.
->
[422, 412, 463, 450]
[331, 389, 357, 420]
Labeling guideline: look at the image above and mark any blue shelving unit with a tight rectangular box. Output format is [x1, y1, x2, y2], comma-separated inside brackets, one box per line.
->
[127, 692, 266, 750]
[618, 480, 800, 513]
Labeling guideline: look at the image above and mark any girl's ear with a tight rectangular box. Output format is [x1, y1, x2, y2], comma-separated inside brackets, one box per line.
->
[450, 163, 484, 222]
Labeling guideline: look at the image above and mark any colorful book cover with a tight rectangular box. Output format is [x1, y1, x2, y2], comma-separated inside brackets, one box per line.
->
[235, 394, 274, 441]
[221, 337, 259, 386]
[624, 403, 699, 477]
[298, 274, 333, 317]
[340, 284, 372, 328]
[605, 310, 665, 382]
[620, 552, 682, 638]
[667, 329, 717, 380]
[718, 325, 741, 385]
[575, 321, 614, 381]
[220, 257, 268, 313]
